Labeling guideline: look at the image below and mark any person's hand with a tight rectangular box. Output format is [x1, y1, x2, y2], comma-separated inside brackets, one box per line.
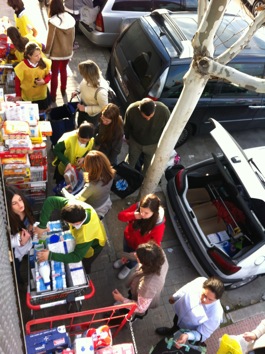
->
[112, 289, 124, 302]
[175, 333, 188, 348]
[20, 229, 31, 246]
[37, 250, 50, 262]
[64, 163, 72, 172]
[243, 332, 257, 342]
[134, 211, 142, 219]
[34, 226, 49, 238]
[6, 95, 21, 102]
[35, 78, 45, 86]
[169, 296, 176, 304]
[77, 103, 85, 112]
[76, 157, 84, 166]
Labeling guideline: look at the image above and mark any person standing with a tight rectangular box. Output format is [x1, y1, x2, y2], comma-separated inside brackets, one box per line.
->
[52, 121, 95, 183]
[72, 60, 109, 127]
[112, 241, 169, 320]
[45, 0, 75, 104]
[62, 150, 115, 219]
[124, 97, 170, 176]
[243, 319, 265, 354]
[14, 42, 51, 112]
[35, 197, 106, 274]
[94, 103, 124, 165]
[5, 186, 35, 284]
[7, 26, 45, 62]
[155, 276, 224, 348]
[7, 0, 38, 37]
[113, 194, 166, 280]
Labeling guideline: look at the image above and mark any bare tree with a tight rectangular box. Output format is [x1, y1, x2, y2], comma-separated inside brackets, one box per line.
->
[139, 0, 265, 198]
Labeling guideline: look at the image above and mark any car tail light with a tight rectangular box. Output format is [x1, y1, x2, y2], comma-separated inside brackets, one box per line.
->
[95, 13, 104, 32]
[208, 249, 241, 275]
[175, 169, 185, 193]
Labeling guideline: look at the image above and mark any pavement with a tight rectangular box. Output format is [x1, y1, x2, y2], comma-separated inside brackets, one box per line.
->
[2, 0, 265, 353]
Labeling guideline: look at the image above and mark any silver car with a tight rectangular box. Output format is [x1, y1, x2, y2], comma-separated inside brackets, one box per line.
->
[79, 0, 198, 47]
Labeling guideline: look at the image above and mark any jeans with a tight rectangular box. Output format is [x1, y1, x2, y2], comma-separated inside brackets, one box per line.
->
[123, 238, 137, 269]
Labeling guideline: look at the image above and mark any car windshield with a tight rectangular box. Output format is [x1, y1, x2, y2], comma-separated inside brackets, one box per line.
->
[169, 15, 250, 50]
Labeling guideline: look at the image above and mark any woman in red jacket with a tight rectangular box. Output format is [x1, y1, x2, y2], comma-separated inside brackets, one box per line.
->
[114, 193, 165, 280]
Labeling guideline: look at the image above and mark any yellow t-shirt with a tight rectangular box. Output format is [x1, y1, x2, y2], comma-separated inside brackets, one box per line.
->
[14, 58, 51, 101]
[15, 13, 34, 37]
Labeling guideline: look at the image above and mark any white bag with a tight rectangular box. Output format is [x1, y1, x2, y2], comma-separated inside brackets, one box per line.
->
[80, 5, 100, 26]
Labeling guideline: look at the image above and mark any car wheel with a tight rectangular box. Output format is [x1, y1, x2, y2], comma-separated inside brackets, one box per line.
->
[252, 0, 265, 16]
[175, 123, 193, 148]
[225, 275, 258, 290]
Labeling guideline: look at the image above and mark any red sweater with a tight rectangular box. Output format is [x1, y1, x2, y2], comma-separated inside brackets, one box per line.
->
[118, 203, 165, 250]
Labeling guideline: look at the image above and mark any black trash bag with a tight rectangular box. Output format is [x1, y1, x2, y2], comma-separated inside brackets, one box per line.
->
[111, 161, 144, 198]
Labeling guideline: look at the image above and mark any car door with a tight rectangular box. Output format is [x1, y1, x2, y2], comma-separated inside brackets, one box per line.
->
[201, 61, 265, 132]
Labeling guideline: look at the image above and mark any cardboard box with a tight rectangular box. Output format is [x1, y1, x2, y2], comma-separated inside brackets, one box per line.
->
[47, 238, 76, 254]
[75, 337, 94, 354]
[207, 230, 230, 244]
[26, 326, 70, 354]
[95, 344, 135, 354]
[65, 261, 86, 287]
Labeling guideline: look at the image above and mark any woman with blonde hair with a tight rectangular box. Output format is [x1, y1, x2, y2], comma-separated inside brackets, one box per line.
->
[62, 150, 115, 219]
[72, 59, 110, 127]
[95, 103, 124, 165]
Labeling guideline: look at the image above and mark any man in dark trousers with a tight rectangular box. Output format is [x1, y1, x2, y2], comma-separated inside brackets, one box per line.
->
[124, 98, 170, 176]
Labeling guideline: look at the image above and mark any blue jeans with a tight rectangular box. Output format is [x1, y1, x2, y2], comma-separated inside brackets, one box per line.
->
[123, 238, 137, 269]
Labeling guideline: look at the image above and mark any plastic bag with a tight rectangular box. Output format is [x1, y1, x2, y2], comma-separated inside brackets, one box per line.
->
[80, 5, 100, 26]
[217, 334, 243, 354]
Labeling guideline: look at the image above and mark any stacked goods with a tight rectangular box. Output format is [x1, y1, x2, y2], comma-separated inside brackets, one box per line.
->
[0, 101, 52, 212]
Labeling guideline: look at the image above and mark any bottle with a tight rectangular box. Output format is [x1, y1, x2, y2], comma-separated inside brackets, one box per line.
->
[38, 261, 51, 287]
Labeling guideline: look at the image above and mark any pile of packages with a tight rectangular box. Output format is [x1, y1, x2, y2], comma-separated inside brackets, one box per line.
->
[26, 323, 135, 354]
[30, 220, 87, 293]
[0, 98, 52, 209]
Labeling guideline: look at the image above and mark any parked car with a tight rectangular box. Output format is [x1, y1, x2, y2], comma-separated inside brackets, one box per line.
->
[166, 118, 265, 289]
[79, 0, 198, 47]
[108, 10, 265, 146]
[240, 0, 265, 17]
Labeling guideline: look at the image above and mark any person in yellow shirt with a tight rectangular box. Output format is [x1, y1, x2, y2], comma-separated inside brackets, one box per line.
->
[7, 0, 38, 37]
[7, 26, 45, 62]
[53, 121, 95, 184]
[35, 197, 107, 274]
[14, 42, 51, 111]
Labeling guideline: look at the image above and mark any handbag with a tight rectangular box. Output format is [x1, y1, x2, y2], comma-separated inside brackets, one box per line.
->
[111, 161, 144, 198]
[150, 337, 206, 354]
[94, 84, 118, 105]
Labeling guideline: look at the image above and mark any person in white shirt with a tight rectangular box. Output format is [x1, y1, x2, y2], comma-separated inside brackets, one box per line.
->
[156, 276, 224, 348]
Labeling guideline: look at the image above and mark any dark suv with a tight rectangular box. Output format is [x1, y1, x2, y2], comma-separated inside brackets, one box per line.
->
[108, 10, 265, 145]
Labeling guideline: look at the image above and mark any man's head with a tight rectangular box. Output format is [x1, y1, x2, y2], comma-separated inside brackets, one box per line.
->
[139, 98, 156, 120]
[200, 276, 224, 304]
[61, 204, 86, 225]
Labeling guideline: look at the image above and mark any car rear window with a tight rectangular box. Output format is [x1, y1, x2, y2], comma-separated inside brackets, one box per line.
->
[118, 20, 166, 90]
[153, 0, 197, 11]
[112, 0, 152, 11]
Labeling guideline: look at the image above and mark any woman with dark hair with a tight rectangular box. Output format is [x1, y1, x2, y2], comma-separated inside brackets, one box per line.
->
[113, 193, 166, 280]
[45, 0, 75, 104]
[94, 103, 124, 165]
[72, 59, 110, 127]
[13, 42, 51, 111]
[7, 26, 45, 62]
[7, 0, 38, 37]
[53, 121, 95, 183]
[112, 241, 168, 319]
[62, 150, 115, 218]
[5, 186, 35, 283]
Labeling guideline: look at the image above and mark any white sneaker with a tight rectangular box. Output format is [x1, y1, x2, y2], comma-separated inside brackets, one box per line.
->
[118, 266, 131, 280]
[113, 259, 124, 269]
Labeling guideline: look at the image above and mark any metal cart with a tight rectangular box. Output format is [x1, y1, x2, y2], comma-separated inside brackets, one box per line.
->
[25, 303, 138, 353]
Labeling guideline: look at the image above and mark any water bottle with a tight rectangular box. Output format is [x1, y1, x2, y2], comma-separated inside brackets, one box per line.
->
[38, 261, 51, 286]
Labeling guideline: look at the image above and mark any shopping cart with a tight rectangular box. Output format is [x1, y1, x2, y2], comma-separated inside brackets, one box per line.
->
[27, 259, 95, 314]
[25, 303, 138, 352]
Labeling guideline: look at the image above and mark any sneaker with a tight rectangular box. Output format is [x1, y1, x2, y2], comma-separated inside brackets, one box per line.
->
[73, 41, 79, 50]
[113, 259, 124, 269]
[118, 266, 131, 280]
